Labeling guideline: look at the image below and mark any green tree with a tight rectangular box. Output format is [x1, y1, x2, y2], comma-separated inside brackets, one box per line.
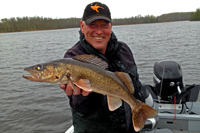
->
[190, 8, 200, 21]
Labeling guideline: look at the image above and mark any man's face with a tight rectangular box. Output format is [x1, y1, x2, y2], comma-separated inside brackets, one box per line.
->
[80, 19, 113, 55]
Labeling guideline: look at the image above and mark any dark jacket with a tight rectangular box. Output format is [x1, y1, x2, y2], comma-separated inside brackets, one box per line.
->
[64, 31, 144, 133]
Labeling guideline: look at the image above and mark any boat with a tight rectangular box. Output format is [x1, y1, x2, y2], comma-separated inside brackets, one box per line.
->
[66, 60, 200, 133]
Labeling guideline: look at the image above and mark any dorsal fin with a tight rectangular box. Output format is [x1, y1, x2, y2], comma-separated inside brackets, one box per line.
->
[72, 54, 108, 69]
[114, 72, 134, 93]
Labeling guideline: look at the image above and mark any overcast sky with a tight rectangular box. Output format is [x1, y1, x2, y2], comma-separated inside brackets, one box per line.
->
[1, 0, 200, 20]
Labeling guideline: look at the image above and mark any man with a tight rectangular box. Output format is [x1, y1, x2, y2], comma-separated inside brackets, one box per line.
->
[60, 2, 144, 133]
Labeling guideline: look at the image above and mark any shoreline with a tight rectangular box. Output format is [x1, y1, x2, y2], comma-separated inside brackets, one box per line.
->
[0, 20, 194, 34]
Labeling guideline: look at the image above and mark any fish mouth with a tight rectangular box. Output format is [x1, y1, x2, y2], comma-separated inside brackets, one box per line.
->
[23, 68, 41, 81]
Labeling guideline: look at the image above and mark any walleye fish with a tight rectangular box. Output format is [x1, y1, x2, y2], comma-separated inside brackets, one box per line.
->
[23, 54, 158, 131]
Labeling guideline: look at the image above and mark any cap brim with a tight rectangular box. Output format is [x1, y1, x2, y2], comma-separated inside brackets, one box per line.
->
[85, 16, 112, 25]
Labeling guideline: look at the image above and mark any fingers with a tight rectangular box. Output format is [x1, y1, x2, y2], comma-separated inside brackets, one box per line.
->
[65, 84, 74, 96]
[59, 84, 73, 96]
[72, 85, 81, 95]
[82, 90, 92, 96]
[60, 84, 91, 96]
[59, 84, 66, 90]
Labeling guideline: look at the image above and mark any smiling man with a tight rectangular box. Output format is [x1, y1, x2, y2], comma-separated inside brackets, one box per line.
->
[80, 19, 112, 55]
[60, 2, 144, 133]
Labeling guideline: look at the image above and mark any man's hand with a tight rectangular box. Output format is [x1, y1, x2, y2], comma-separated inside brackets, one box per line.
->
[60, 84, 91, 96]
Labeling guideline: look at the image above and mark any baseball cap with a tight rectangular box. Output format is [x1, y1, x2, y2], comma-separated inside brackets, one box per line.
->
[82, 2, 112, 25]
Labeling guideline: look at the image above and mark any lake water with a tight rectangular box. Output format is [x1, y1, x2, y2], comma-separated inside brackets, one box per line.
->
[0, 21, 200, 133]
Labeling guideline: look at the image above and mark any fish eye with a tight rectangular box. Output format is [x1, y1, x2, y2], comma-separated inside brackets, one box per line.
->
[35, 64, 43, 71]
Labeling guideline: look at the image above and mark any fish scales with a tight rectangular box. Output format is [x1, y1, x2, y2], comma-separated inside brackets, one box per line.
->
[65, 59, 130, 97]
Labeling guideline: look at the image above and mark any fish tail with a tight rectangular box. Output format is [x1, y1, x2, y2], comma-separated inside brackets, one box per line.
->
[131, 101, 158, 132]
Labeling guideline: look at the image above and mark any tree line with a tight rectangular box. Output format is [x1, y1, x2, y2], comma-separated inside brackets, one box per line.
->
[190, 8, 200, 21]
[112, 12, 191, 25]
[0, 10, 198, 33]
[0, 17, 81, 32]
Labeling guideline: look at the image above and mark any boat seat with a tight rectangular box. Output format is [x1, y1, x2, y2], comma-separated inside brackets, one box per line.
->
[141, 84, 157, 107]
[142, 115, 159, 132]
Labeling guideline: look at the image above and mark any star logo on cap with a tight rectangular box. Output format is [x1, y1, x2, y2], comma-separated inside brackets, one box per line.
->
[90, 4, 104, 13]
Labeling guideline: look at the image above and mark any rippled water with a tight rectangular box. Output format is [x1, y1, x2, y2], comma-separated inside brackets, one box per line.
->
[0, 21, 200, 133]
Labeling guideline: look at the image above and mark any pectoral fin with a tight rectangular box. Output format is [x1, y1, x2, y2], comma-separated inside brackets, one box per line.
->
[68, 79, 78, 94]
[107, 95, 122, 111]
[69, 80, 77, 94]
[66, 73, 78, 94]
[74, 79, 92, 92]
